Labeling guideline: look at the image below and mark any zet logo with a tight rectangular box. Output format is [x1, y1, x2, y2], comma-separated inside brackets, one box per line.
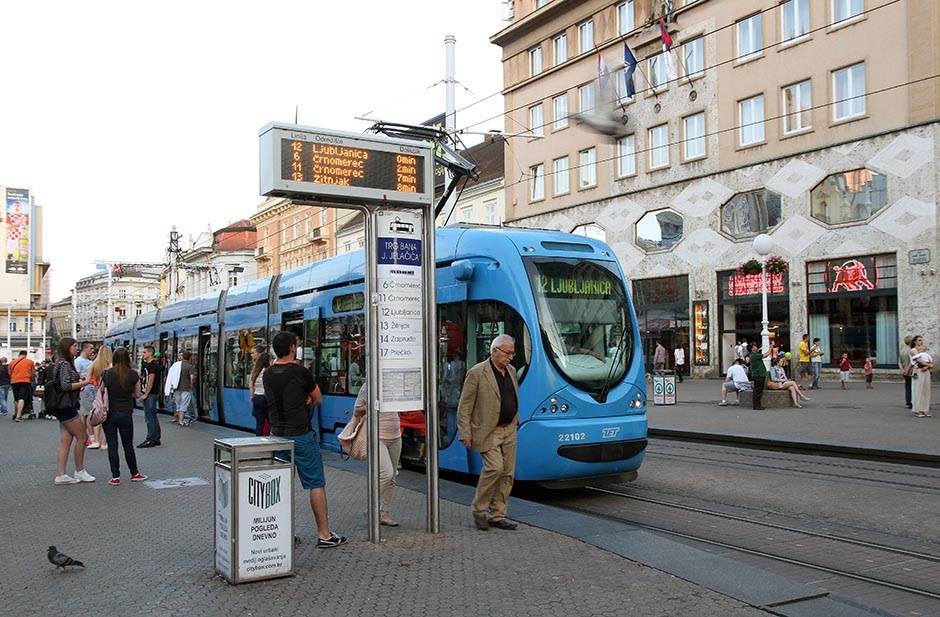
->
[247, 474, 282, 510]
[602, 427, 620, 439]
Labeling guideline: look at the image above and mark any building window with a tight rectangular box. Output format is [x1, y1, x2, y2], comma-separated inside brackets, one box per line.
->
[682, 113, 705, 160]
[810, 169, 887, 225]
[832, 62, 866, 121]
[648, 124, 669, 169]
[618, 2, 635, 35]
[460, 206, 473, 223]
[617, 135, 636, 177]
[736, 13, 762, 59]
[119, 289, 127, 299]
[530, 47, 543, 76]
[530, 163, 545, 201]
[739, 94, 765, 146]
[553, 94, 568, 130]
[529, 104, 544, 137]
[24, 315, 33, 332]
[832, 0, 863, 24]
[578, 83, 594, 113]
[228, 271, 239, 287]
[635, 209, 683, 252]
[579, 148, 596, 188]
[683, 37, 704, 77]
[781, 0, 810, 42]
[579, 20, 594, 53]
[617, 67, 635, 103]
[553, 156, 570, 195]
[535, 0, 549, 8]
[320, 208, 328, 226]
[572, 223, 607, 241]
[553, 33, 567, 65]
[782, 79, 812, 133]
[720, 189, 783, 238]
[649, 52, 669, 89]
[484, 200, 498, 224]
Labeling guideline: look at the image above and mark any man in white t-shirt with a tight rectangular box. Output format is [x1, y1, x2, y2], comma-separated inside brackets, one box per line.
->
[673, 345, 685, 383]
[718, 360, 751, 406]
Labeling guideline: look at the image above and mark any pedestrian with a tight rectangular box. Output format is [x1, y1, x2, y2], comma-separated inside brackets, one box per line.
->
[673, 344, 685, 383]
[46, 337, 95, 485]
[0, 357, 10, 416]
[263, 332, 346, 548]
[354, 383, 402, 527]
[74, 343, 95, 442]
[9, 350, 36, 422]
[797, 333, 810, 388]
[166, 351, 195, 426]
[653, 341, 667, 372]
[748, 342, 772, 410]
[718, 359, 750, 406]
[137, 345, 162, 448]
[864, 357, 875, 389]
[809, 337, 823, 389]
[250, 350, 271, 436]
[910, 336, 933, 418]
[735, 340, 748, 361]
[457, 334, 520, 531]
[899, 335, 914, 409]
[86, 346, 111, 450]
[101, 347, 147, 485]
[767, 357, 810, 408]
[839, 352, 852, 389]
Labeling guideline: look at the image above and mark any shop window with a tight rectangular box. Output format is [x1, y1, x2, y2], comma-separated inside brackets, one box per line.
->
[632, 275, 690, 375]
[717, 269, 790, 370]
[635, 209, 683, 252]
[810, 169, 887, 225]
[720, 189, 782, 238]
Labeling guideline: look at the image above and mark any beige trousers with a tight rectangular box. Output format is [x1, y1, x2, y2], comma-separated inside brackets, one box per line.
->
[379, 437, 402, 512]
[472, 423, 517, 521]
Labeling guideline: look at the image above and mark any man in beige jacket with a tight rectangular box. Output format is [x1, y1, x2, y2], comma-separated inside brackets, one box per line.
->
[457, 334, 520, 531]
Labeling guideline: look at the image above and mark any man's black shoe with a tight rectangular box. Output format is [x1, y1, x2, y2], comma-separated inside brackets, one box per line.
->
[489, 519, 518, 530]
[473, 514, 489, 531]
[137, 440, 154, 448]
[753, 406, 766, 410]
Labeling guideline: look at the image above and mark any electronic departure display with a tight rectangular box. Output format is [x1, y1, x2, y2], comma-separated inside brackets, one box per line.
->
[259, 123, 433, 205]
[280, 139, 424, 194]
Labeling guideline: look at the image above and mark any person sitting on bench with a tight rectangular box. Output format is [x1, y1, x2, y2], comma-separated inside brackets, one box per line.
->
[718, 359, 750, 406]
[767, 357, 810, 408]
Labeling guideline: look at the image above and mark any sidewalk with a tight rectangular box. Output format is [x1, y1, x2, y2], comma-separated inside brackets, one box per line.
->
[0, 415, 785, 617]
[650, 377, 940, 457]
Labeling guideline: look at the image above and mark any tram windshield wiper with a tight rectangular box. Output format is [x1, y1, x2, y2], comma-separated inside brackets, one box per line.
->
[596, 332, 627, 404]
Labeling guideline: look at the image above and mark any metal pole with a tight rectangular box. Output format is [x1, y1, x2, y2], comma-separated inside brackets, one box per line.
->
[424, 204, 440, 533]
[761, 263, 770, 370]
[26, 310, 31, 355]
[442, 34, 457, 227]
[71, 289, 77, 339]
[6, 301, 12, 353]
[365, 206, 381, 543]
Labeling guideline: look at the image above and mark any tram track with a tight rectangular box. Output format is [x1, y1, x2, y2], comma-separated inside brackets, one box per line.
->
[556, 484, 940, 605]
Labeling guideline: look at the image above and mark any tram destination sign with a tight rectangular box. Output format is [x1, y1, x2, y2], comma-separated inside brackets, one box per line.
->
[259, 123, 433, 206]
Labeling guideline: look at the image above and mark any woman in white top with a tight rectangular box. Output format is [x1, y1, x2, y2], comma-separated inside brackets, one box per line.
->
[354, 383, 402, 527]
[910, 336, 933, 418]
[250, 351, 271, 435]
[767, 357, 810, 408]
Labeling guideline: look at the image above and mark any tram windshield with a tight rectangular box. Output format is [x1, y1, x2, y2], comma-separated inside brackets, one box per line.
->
[527, 259, 632, 398]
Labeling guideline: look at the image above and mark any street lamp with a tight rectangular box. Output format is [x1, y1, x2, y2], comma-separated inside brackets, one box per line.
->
[752, 233, 774, 369]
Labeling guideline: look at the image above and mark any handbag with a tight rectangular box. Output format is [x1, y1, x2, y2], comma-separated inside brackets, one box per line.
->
[338, 415, 367, 460]
[42, 363, 74, 410]
[89, 382, 109, 427]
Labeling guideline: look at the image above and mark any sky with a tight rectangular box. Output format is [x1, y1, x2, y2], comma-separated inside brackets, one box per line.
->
[0, 1, 507, 299]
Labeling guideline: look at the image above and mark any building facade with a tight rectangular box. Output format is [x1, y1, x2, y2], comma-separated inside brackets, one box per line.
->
[1, 185, 50, 359]
[74, 267, 161, 343]
[251, 198, 342, 278]
[48, 295, 74, 344]
[441, 134, 507, 226]
[160, 220, 257, 303]
[492, 0, 940, 376]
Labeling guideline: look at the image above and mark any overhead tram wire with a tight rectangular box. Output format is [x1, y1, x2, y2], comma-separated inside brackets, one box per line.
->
[454, 0, 903, 134]
[499, 72, 940, 190]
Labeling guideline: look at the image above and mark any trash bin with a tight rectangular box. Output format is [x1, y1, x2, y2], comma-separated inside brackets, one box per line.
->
[214, 436, 295, 584]
[652, 371, 677, 405]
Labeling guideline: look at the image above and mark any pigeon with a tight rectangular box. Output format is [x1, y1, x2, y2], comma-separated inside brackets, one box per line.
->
[47, 546, 85, 570]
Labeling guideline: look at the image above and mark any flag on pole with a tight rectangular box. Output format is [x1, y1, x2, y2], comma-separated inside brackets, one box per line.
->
[623, 43, 637, 98]
[597, 51, 611, 93]
[658, 18, 678, 81]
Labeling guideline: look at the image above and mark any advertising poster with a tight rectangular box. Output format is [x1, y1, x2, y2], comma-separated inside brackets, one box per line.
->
[375, 209, 425, 412]
[214, 466, 233, 578]
[236, 467, 292, 580]
[5, 188, 30, 275]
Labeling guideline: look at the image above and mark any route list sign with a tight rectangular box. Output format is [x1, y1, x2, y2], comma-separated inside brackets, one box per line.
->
[376, 209, 424, 412]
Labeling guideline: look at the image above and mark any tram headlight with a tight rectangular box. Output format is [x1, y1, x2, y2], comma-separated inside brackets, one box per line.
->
[550, 405, 558, 413]
[560, 403, 569, 413]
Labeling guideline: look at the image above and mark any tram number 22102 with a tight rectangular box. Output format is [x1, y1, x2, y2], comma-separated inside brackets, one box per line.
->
[558, 432, 587, 442]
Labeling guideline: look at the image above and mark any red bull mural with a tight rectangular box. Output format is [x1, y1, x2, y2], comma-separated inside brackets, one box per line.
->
[830, 259, 876, 293]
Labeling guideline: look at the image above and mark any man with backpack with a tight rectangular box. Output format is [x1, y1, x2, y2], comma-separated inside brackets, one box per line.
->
[10, 350, 35, 422]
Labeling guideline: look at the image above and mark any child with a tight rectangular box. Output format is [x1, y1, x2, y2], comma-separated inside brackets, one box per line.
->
[839, 353, 851, 389]
[864, 357, 874, 389]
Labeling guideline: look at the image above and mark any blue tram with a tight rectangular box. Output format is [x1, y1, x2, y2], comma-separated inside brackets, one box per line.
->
[105, 226, 648, 485]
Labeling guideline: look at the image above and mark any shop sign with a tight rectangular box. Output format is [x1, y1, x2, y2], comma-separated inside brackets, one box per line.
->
[909, 249, 930, 265]
[728, 272, 785, 297]
[829, 259, 876, 293]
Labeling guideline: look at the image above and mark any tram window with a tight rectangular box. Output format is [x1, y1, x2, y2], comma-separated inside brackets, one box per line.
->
[318, 315, 365, 396]
[332, 292, 364, 313]
[223, 328, 265, 389]
[303, 317, 319, 379]
[467, 300, 530, 380]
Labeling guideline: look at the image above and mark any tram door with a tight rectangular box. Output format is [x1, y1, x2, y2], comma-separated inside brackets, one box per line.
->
[197, 326, 216, 422]
[281, 311, 304, 364]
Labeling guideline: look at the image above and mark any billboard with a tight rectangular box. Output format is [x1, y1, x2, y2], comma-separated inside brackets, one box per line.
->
[5, 188, 29, 275]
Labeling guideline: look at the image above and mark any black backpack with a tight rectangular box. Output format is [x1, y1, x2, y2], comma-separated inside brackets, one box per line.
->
[44, 362, 77, 410]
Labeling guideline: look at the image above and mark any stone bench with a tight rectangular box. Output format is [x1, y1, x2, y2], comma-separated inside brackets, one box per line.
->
[738, 388, 795, 409]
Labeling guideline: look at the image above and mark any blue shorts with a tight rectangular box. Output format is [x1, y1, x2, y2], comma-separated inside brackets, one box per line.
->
[282, 431, 326, 490]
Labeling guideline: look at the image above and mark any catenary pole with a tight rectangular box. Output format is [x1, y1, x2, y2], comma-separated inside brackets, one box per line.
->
[442, 34, 457, 226]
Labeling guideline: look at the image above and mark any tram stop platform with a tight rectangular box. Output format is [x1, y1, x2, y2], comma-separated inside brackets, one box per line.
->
[649, 377, 940, 460]
[1, 413, 887, 617]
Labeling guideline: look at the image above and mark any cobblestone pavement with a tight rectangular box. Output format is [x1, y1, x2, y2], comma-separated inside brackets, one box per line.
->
[0, 415, 770, 617]
[650, 379, 939, 454]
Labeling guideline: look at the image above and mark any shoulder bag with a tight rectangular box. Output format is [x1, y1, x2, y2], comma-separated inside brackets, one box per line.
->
[338, 414, 367, 460]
